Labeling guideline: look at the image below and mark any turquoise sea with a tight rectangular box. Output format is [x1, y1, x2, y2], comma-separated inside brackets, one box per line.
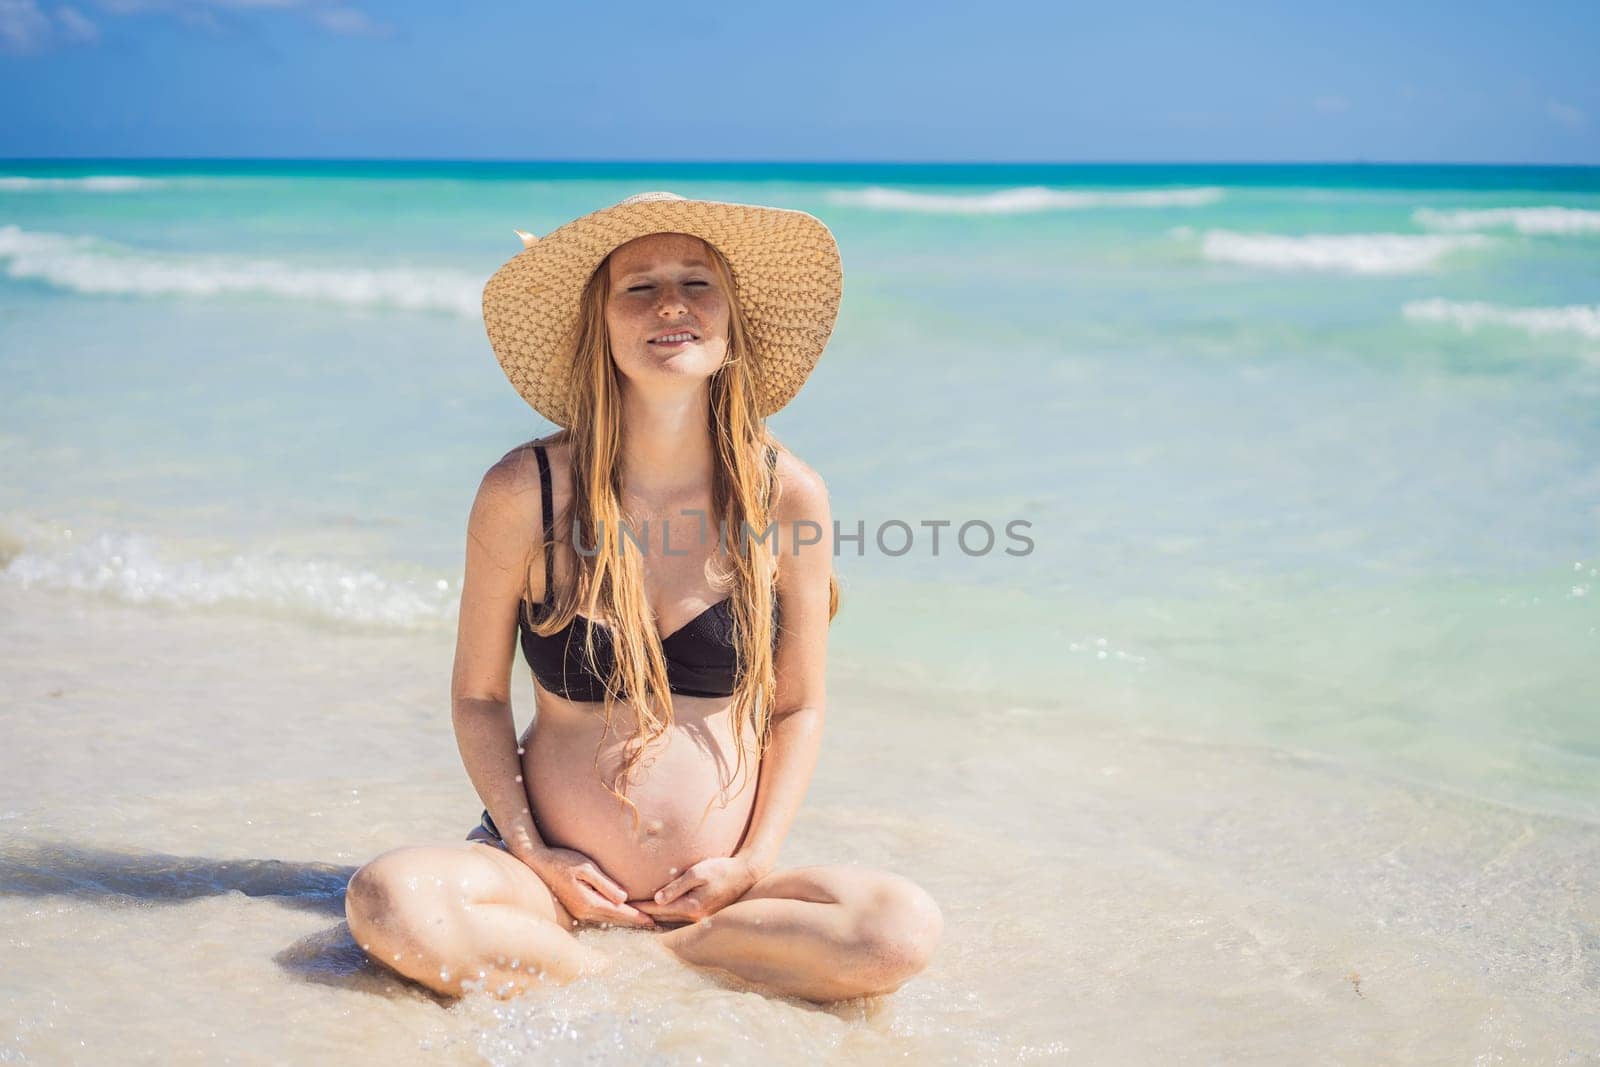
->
[3, 160, 1600, 1062]
[2, 160, 1597, 820]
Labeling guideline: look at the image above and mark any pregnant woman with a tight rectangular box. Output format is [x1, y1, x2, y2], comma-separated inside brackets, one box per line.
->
[344, 192, 942, 1003]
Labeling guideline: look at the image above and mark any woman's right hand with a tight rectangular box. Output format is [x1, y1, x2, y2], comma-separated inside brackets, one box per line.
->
[526, 847, 656, 928]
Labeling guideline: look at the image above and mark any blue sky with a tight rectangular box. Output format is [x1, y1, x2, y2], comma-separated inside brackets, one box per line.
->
[2, 0, 1597, 163]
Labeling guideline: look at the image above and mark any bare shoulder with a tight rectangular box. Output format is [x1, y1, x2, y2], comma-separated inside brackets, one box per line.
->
[466, 441, 550, 567]
[476, 443, 536, 511]
[768, 446, 834, 631]
[770, 445, 830, 526]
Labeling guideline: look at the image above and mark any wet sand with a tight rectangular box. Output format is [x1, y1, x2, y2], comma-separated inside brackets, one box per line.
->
[2, 586, 1597, 1064]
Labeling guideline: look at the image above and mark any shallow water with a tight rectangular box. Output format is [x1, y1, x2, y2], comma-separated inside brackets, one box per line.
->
[2, 161, 1598, 1061]
[2, 588, 1596, 1063]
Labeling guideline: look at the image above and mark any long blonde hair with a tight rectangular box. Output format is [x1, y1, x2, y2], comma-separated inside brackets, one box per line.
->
[521, 236, 839, 826]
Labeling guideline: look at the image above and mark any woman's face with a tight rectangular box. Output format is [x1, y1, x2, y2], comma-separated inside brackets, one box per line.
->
[604, 232, 731, 402]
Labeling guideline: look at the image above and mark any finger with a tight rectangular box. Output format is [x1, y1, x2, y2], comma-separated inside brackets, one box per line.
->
[650, 863, 703, 903]
[638, 893, 702, 923]
[575, 884, 656, 927]
[579, 867, 628, 905]
[597, 900, 657, 928]
[634, 903, 685, 924]
[653, 874, 705, 907]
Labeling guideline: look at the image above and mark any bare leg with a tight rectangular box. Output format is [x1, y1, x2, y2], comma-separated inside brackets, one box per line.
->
[344, 840, 605, 998]
[657, 865, 942, 1002]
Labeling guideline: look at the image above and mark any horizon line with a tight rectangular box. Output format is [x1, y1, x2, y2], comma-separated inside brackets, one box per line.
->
[1, 155, 1597, 169]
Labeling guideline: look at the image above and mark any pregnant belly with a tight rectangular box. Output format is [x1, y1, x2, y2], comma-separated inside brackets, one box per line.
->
[523, 703, 760, 902]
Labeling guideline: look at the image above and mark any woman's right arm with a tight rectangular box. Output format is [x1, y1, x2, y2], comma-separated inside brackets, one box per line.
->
[449, 450, 655, 927]
[450, 451, 550, 866]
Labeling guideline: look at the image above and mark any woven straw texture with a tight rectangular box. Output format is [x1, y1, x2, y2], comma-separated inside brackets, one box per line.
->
[482, 192, 843, 428]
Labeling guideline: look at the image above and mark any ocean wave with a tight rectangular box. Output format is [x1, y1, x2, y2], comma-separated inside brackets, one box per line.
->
[1403, 299, 1600, 341]
[1414, 206, 1600, 235]
[827, 185, 1224, 214]
[0, 519, 457, 630]
[0, 224, 481, 316]
[1192, 229, 1491, 274]
[0, 175, 167, 192]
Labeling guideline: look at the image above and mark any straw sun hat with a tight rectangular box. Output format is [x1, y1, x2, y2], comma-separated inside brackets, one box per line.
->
[482, 191, 844, 428]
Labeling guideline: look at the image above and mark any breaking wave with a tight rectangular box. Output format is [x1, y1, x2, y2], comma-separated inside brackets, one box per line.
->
[0, 518, 457, 630]
[1403, 299, 1600, 341]
[0, 224, 480, 316]
[1413, 206, 1600, 236]
[1191, 229, 1491, 274]
[827, 185, 1224, 214]
[0, 175, 168, 192]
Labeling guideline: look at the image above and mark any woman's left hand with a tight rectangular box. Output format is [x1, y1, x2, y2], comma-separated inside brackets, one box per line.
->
[634, 856, 760, 924]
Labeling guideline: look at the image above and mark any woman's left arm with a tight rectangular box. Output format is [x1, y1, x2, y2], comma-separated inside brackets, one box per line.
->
[733, 457, 833, 879]
[639, 457, 833, 920]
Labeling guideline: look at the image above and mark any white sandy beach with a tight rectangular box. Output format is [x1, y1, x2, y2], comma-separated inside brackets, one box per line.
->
[3, 584, 1596, 1064]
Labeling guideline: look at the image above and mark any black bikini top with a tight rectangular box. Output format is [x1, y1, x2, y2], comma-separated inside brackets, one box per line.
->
[517, 443, 778, 702]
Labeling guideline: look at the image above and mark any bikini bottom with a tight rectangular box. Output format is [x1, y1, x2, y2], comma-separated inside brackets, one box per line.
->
[465, 809, 507, 852]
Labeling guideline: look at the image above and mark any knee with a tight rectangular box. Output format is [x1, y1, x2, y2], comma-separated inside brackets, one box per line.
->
[344, 848, 443, 945]
[847, 875, 943, 992]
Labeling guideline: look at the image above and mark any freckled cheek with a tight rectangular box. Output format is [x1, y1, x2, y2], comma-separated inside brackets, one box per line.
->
[608, 307, 656, 347]
[695, 296, 731, 340]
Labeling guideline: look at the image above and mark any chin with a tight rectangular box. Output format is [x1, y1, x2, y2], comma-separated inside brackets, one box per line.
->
[630, 350, 724, 378]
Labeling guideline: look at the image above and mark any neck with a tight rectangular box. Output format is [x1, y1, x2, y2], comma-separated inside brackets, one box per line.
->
[618, 387, 715, 504]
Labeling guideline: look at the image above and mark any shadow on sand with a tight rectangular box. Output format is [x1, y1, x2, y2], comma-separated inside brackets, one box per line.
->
[0, 838, 439, 1000]
[0, 839, 354, 914]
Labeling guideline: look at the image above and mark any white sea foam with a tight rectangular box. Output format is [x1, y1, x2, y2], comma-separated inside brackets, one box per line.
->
[0, 175, 167, 192]
[1193, 229, 1490, 274]
[0, 519, 457, 630]
[1403, 299, 1600, 341]
[827, 185, 1224, 214]
[1414, 206, 1600, 235]
[0, 225, 480, 316]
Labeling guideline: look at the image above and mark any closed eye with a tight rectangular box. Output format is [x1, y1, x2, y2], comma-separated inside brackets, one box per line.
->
[623, 279, 711, 293]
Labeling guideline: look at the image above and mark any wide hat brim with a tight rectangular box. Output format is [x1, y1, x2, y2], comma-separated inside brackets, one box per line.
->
[482, 192, 843, 428]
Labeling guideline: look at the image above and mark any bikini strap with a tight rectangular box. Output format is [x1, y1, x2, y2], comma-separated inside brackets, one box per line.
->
[532, 444, 555, 605]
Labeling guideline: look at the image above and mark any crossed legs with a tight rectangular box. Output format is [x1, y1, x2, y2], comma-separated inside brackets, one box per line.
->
[344, 842, 942, 1003]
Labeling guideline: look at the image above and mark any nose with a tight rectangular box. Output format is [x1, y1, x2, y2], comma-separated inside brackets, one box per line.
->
[654, 283, 692, 317]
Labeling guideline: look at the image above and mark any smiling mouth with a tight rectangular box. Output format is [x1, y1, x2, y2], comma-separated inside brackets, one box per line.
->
[648, 331, 698, 346]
